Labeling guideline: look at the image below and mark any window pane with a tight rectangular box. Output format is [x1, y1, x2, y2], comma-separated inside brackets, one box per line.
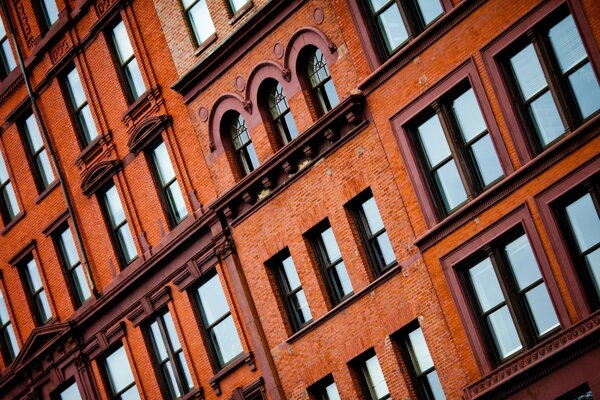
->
[282, 256, 301, 290]
[188, 0, 215, 43]
[246, 142, 260, 170]
[112, 22, 134, 63]
[38, 292, 52, 322]
[416, 0, 443, 25]
[586, 248, 600, 298]
[294, 289, 313, 323]
[80, 105, 99, 143]
[528, 91, 565, 146]
[565, 193, 600, 252]
[453, 89, 487, 142]
[60, 228, 79, 267]
[166, 182, 188, 222]
[283, 112, 299, 141]
[1, 40, 16, 72]
[487, 306, 522, 358]
[325, 382, 341, 400]
[42, 0, 59, 25]
[510, 44, 547, 100]
[0, 291, 9, 323]
[105, 346, 135, 393]
[425, 370, 446, 400]
[324, 80, 340, 109]
[212, 315, 243, 364]
[164, 361, 181, 398]
[25, 115, 44, 151]
[334, 261, 353, 296]
[104, 186, 126, 226]
[469, 258, 504, 312]
[568, 62, 600, 119]
[377, 4, 408, 52]
[198, 275, 230, 325]
[434, 160, 467, 211]
[126, 58, 146, 99]
[179, 352, 193, 389]
[470, 134, 503, 186]
[60, 382, 82, 400]
[152, 142, 176, 185]
[548, 15, 586, 73]
[525, 284, 559, 335]
[26, 260, 43, 291]
[37, 150, 55, 186]
[150, 321, 168, 361]
[120, 386, 140, 400]
[365, 355, 389, 399]
[6, 324, 19, 357]
[408, 327, 434, 373]
[73, 266, 92, 302]
[117, 223, 138, 263]
[3, 183, 19, 218]
[504, 234, 542, 290]
[362, 197, 385, 234]
[0, 150, 9, 182]
[417, 115, 451, 167]
[321, 227, 342, 262]
[163, 311, 181, 351]
[229, 0, 248, 12]
[376, 232, 396, 265]
[67, 69, 86, 107]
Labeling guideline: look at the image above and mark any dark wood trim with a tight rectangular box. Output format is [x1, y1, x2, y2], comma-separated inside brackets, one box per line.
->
[42, 209, 69, 236]
[440, 205, 571, 373]
[126, 286, 172, 327]
[7, 239, 36, 266]
[534, 155, 600, 319]
[1, 210, 25, 235]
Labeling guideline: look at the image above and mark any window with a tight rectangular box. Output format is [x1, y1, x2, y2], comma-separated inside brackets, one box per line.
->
[65, 67, 99, 147]
[308, 375, 341, 400]
[227, 112, 259, 176]
[227, 0, 249, 14]
[267, 250, 312, 332]
[37, 0, 59, 31]
[266, 81, 298, 145]
[556, 384, 593, 400]
[55, 225, 92, 307]
[101, 345, 140, 400]
[307, 48, 339, 116]
[100, 184, 138, 266]
[353, 351, 390, 400]
[182, 0, 215, 45]
[396, 324, 445, 400]
[19, 256, 53, 325]
[347, 190, 396, 277]
[58, 381, 82, 400]
[0, 148, 20, 224]
[556, 183, 600, 310]
[502, 11, 600, 152]
[148, 141, 188, 227]
[22, 113, 55, 192]
[0, 288, 19, 364]
[195, 272, 243, 368]
[365, 0, 443, 56]
[146, 310, 193, 399]
[410, 85, 504, 216]
[307, 221, 353, 306]
[0, 15, 16, 79]
[110, 20, 146, 102]
[463, 231, 560, 363]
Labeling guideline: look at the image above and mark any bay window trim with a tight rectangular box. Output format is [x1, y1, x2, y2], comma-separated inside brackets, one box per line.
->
[481, 0, 600, 164]
[391, 60, 511, 226]
[440, 205, 569, 373]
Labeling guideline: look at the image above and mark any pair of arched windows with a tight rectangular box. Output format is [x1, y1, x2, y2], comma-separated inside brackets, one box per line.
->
[225, 47, 339, 177]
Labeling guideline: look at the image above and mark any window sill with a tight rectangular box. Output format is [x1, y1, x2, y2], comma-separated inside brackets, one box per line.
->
[34, 180, 59, 204]
[286, 263, 403, 344]
[1, 211, 25, 235]
[207, 352, 255, 395]
[194, 33, 217, 58]
[228, 1, 254, 25]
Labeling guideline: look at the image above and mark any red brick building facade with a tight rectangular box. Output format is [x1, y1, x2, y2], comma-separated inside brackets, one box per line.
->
[0, 0, 599, 399]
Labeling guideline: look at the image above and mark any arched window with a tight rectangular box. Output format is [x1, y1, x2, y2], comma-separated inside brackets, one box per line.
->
[228, 112, 259, 176]
[307, 48, 339, 116]
[267, 81, 299, 145]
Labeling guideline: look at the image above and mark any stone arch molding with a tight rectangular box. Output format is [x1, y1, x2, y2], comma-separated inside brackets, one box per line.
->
[81, 160, 121, 197]
[207, 26, 338, 153]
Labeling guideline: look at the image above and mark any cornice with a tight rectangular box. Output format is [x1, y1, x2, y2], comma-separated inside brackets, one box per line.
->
[172, 0, 306, 103]
[208, 92, 368, 226]
[464, 311, 600, 399]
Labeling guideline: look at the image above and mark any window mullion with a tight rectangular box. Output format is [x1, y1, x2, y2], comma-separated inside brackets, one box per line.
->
[396, 0, 417, 39]
[157, 315, 187, 396]
[530, 31, 577, 130]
